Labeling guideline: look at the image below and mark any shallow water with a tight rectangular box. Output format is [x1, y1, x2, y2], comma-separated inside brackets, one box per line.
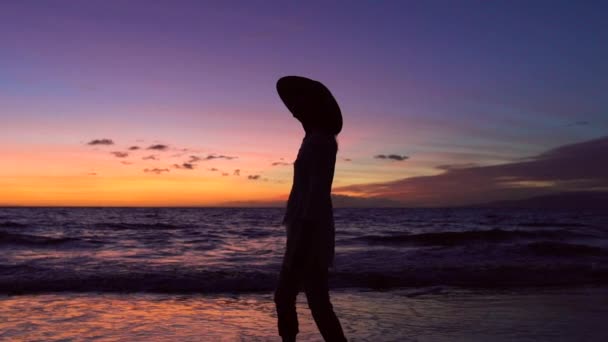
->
[2, 287, 607, 341]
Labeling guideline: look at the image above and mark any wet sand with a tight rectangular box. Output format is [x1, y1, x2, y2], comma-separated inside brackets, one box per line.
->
[2, 287, 607, 341]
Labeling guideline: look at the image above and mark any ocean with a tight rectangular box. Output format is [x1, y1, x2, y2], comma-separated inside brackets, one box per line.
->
[2, 207, 607, 293]
[2, 207, 608, 340]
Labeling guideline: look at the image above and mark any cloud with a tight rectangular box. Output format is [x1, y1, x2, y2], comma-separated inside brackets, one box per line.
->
[174, 163, 195, 170]
[110, 151, 129, 158]
[147, 144, 169, 151]
[120, 161, 133, 165]
[374, 154, 409, 161]
[185, 154, 236, 164]
[248, 174, 261, 180]
[209, 167, 219, 172]
[271, 161, 291, 166]
[128, 146, 140, 150]
[335, 136, 608, 207]
[142, 155, 158, 160]
[87, 172, 97, 176]
[87, 138, 114, 146]
[233, 169, 241, 176]
[205, 154, 237, 160]
[143, 168, 170, 174]
[222, 172, 229, 176]
[343, 158, 352, 162]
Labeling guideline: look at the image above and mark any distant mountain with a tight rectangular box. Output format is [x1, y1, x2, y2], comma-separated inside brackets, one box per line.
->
[478, 191, 608, 210]
[331, 194, 402, 207]
[219, 192, 607, 209]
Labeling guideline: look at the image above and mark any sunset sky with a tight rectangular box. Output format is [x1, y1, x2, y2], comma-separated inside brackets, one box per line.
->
[1, 1, 607, 206]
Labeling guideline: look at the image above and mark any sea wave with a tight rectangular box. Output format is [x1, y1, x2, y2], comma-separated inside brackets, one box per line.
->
[518, 222, 589, 228]
[348, 228, 589, 246]
[0, 231, 102, 247]
[525, 241, 608, 257]
[0, 221, 28, 228]
[93, 222, 187, 230]
[1, 263, 607, 294]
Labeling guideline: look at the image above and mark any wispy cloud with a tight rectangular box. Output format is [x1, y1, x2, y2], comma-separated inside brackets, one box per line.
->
[343, 158, 352, 162]
[374, 154, 409, 161]
[87, 138, 114, 146]
[222, 172, 229, 176]
[233, 169, 241, 176]
[205, 154, 237, 160]
[143, 168, 170, 174]
[186, 154, 237, 164]
[142, 155, 158, 160]
[111, 151, 129, 158]
[147, 144, 169, 151]
[121, 161, 133, 165]
[271, 161, 291, 166]
[188, 155, 202, 163]
[248, 174, 261, 180]
[128, 146, 140, 150]
[174, 163, 195, 170]
[209, 167, 219, 172]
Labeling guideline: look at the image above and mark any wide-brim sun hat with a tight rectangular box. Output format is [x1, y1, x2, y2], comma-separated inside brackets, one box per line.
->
[276, 76, 342, 134]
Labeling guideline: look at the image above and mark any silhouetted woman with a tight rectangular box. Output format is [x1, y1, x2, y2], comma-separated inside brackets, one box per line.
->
[274, 76, 347, 342]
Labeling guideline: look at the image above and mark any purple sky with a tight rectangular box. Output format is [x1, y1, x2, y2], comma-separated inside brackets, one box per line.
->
[1, 1, 607, 206]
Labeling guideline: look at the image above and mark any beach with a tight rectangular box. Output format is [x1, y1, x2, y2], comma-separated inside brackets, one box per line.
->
[2, 287, 608, 341]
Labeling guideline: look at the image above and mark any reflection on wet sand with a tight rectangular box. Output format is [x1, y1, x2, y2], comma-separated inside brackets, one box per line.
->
[2, 288, 608, 341]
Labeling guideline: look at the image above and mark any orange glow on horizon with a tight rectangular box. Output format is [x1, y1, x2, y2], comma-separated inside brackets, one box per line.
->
[0, 174, 288, 206]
